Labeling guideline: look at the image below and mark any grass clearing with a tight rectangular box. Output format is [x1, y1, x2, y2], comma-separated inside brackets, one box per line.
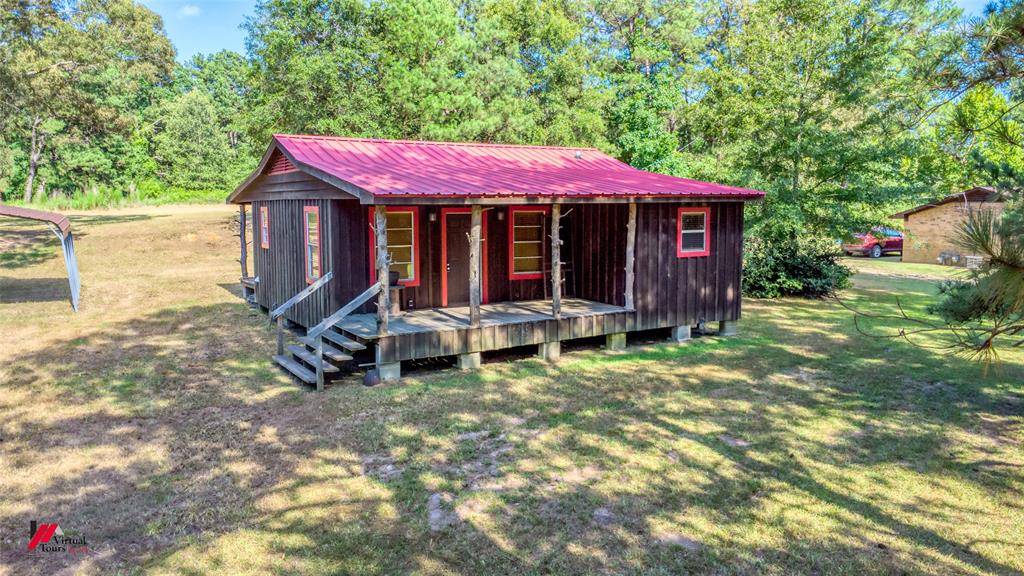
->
[841, 255, 967, 281]
[1, 206, 1022, 575]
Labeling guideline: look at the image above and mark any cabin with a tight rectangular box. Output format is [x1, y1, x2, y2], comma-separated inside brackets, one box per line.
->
[891, 187, 1005, 266]
[228, 135, 764, 387]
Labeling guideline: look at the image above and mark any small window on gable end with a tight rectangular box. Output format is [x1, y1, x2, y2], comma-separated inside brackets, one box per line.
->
[304, 206, 321, 283]
[677, 207, 710, 258]
[260, 206, 270, 249]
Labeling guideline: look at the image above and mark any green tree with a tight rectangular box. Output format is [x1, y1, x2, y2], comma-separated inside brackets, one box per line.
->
[154, 91, 233, 190]
[0, 0, 174, 201]
[694, 0, 962, 235]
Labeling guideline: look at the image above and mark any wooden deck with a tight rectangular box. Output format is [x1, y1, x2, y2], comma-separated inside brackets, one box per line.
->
[335, 298, 635, 364]
[337, 298, 626, 338]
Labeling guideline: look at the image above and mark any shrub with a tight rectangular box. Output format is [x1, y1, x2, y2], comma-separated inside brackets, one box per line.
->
[743, 231, 852, 298]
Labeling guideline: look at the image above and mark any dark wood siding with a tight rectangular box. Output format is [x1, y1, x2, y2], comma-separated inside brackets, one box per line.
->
[252, 198, 336, 327]
[562, 202, 743, 329]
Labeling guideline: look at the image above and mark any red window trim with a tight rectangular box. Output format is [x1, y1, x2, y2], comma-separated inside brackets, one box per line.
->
[368, 206, 421, 287]
[440, 207, 489, 307]
[508, 205, 550, 280]
[259, 206, 269, 249]
[303, 205, 322, 284]
[677, 206, 711, 258]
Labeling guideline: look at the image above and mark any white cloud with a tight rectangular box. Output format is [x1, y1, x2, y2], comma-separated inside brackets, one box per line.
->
[177, 4, 200, 17]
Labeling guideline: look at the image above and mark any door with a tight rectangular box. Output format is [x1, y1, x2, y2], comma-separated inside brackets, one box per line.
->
[445, 213, 472, 306]
[442, 210, 487, 307]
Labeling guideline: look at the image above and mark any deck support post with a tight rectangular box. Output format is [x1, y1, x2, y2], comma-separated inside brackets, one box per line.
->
[239, 205, 248, 278]
[469, 205, 482, 328]
[276, 315, 285, 356]
[624, 202, 637, 311]
[606, 332, 626, 351]
[551, 203, 562, 320]
[672, 325, 691, 343]
[718, 320, 738, 336]
[538, 340, 560, 363]
[457, 352, 481, 370]
[375, 206, 390, 336]
[315, 336, 325, 391]
[376, 344, 401, 381]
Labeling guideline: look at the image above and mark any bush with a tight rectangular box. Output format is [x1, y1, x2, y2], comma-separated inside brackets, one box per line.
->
[743, 231, 852, 298]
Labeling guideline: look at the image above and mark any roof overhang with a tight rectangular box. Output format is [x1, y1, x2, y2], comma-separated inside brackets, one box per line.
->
[227, 139, 372, 204]
[229, 135, 766, 205]
[890, 187, 1001, 219]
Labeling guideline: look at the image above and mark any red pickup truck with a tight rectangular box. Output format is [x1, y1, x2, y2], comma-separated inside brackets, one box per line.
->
[843, 228, 904, 258]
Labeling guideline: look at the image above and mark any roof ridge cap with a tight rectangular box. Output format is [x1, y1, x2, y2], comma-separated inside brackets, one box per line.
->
[272, 133, 601, 152]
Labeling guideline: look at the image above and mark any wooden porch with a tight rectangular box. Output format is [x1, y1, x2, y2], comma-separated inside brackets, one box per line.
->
[337, 298, 626, 338]
[335, 297, 636, 366]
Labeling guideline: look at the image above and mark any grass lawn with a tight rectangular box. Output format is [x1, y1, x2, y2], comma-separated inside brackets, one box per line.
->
[1, 205, 1022, 575]
[840, 255, 966, 281]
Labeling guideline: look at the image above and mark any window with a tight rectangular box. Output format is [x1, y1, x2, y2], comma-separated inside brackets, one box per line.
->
[303, 206, 321, 283]
[677, 207, 710, 257]
[259, 206, 269, 249]
[509, 207, 548, 280]
[368, 207, 420, 287]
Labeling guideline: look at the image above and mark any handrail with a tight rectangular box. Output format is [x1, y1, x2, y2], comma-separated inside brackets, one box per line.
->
[271, 271, 333, 320]
[307, 282, 382, 340]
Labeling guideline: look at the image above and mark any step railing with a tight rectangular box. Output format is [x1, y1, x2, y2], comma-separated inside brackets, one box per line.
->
[271, 271, 333, 356]
[306, 281, 383, 390]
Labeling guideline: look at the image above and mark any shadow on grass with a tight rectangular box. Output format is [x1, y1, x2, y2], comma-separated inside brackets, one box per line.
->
[0, 277, 71, 304]
[1, 295, 1022, 574]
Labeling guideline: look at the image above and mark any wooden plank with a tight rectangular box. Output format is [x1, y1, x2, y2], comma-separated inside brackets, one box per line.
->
[625, 202, 636, 310]
[273, 354, 316, 384]
[288, 345, 341, 372]
[297, 338, 353, 362]
[320, 330, 367, 351]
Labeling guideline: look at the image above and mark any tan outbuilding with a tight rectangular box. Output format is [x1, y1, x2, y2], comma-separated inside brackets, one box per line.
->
[891, 187, 1005, 266]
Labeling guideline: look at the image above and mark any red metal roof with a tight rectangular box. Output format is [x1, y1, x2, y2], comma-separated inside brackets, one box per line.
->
[270, 134, 764, 200]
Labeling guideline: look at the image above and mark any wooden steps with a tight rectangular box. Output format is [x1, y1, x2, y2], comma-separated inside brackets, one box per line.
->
[272, 354, 317, 384]
[287, 345, 340, 372]
[275, 329, 366, 386]
[321, 330, 367, 352]
[270, 321, 371, 386]
[296, 337, 353, 363]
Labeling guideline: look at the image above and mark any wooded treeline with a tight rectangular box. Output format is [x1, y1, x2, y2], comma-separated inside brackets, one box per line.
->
[0, 0, 1021, 236]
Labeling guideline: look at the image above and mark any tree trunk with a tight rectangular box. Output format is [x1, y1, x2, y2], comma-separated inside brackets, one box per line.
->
[550, 204, 562, 320]
[24, 116, 42, 203]
[469, 205, 482, 328]
[375, 206, 390, 336]
[625, 202, 637, 311]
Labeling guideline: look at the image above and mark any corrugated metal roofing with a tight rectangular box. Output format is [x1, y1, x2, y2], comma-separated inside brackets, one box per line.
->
[271, 134, 764, 200]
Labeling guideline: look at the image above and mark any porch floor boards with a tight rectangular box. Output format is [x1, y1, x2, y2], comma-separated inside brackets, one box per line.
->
[336, 298, 626, 339]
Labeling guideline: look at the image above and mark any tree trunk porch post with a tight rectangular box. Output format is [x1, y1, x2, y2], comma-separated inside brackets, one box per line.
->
[469, 205, 482, 328]
[239, 205, 248, 279]
[551, 203, 562, 320]
[624, 201, 637, 311]
[375, 206, 390, 336]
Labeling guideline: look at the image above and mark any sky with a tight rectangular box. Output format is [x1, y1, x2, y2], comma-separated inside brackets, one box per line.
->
[142, 0, 993, 63]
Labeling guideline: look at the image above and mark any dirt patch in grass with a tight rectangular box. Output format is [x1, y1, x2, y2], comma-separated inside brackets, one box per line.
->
[1, 205, 1022, 575]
